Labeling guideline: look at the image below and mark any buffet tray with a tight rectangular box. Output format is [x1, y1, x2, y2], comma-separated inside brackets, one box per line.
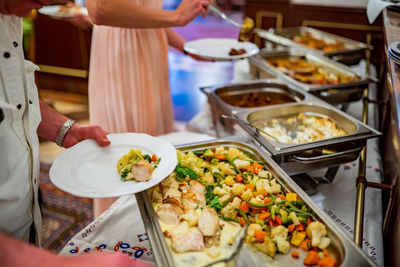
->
[249, 48, 374, 104]
[201, 80, 381, 174]
[257, 27, 371, 65]
[135, 138, 375, 267]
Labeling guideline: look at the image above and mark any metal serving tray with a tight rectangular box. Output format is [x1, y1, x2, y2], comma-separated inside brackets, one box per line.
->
[257, 27, 371, 65]
[200, 80, 306, 136]
[249, 48, 374, 104]
[235, 103, 381, 174]
[136, 138, 375, 267]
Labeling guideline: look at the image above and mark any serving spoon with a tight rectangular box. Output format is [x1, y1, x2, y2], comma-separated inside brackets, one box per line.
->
[209, 4, 255, 42]
[202, 224, 248, 267]
[221, 114, 281, 142]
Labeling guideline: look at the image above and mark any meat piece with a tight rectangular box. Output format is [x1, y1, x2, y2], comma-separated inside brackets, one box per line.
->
[151, 188, 163, 203]
[198, 208, 219, 236]
[189, 180, 205, 194]
[168, 222, 205, 253]
[130, 160, 153, 182]
[182, 190, 206, 210]
[162, 187, 182, 205]
[156, 203, 183, 225]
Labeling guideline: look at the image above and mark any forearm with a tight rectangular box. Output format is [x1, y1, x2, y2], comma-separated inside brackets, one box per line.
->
[87, 0, 178, 28]
[37, 99, 69, 143]
[0, 232, 60, 267]
[165, 28, 186, 52]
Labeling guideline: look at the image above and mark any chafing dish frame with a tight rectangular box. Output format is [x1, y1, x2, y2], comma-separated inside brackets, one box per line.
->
[135, 138, 376, 267]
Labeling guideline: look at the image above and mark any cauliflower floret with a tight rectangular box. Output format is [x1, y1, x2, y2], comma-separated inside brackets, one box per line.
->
[258, 170, 272, 179]
[253, 237, 276, 258]
[214, 186, 228, 196]
[255, 179, 270, 191]
[218, 163, 236, 175]
[219, 194, 231, 204]
[231, 197, 241, 209]
[220, 203, 236, 219]
[202, 172, 214, 184]
[233, 159, 251, 170]
[215, 147, 225, 156]
[161, 174, 179, 188]
[250, 197, 263, 205]
[271, 225, 290, 254]
[267, 179, 281, 194]
[289, 211, 300, 226]
[179, 210, 199, 227]
[224, 175, 235, 186]
[318, 237, 331, 249]
[306, 221, 327, 247]
[227, 148, 243, 161]
[231, 183, 246, 196]
[240, 189, 253, 201]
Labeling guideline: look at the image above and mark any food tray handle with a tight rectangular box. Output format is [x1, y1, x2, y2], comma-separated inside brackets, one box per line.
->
[289, 146, 363, 164]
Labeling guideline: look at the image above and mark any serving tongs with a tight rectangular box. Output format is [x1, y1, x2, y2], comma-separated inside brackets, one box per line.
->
[202, 224, 248, 267]
[209, 4, 255, 42]
[221, 114, 281, 142]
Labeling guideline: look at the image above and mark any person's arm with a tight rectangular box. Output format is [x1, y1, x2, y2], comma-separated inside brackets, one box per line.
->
[0, 232, 151, 267]
[37, 99, 110, 148]
[86, 0, 210, 28]
[165, 28, 185, 52]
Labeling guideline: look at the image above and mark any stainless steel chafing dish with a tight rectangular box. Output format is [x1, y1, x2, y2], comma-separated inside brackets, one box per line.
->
[136, 138, 376, 267]
[200, 80, 381, 174]
[257, 27, 371, 65]
[249, 48, 375, 104]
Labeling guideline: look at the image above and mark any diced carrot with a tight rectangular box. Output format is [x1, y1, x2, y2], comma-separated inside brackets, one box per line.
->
[239, 202, 250, 213]
[254, 229, 268, 243]
[252, 163, 263, 174]
[151, 154, 157, 162]
[318, 256, 336, 267]
[268, 219, 274, 227]
[215, 154, 226, 161]
[275, 216, 282, 225]
[239, 217, 246, 226]
[276, 194, 286, 200]
[296, 223, 305, 232]
[235, 174, 243, 182]
[245, 184, 254, 192]
[288, 224, 295, 233]
[307, 218, 313, 225]
[264, 197, 272, 204]
[291, 251, 300, 259]
[247, 165, 255, 174]
[249, 218, 256, 223]
[322, 249, 330, 258]
[258, 211, 271, 220]
[303, 250, 320, 266]
[300, 240, 311, 251]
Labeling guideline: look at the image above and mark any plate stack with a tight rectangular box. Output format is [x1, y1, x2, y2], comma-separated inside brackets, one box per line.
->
[388, 41, 400, 64]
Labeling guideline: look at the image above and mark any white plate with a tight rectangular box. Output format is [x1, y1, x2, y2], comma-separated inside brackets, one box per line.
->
[49, 133, 177, 198]
[184, 38, 259, 61]
[38, 5, 88, 19]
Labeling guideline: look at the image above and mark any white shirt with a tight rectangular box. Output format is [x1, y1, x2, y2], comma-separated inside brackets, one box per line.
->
[0, 14, 42, 243]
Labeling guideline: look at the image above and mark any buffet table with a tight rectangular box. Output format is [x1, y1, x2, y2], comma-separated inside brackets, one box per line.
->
[59, 57, 384, 265]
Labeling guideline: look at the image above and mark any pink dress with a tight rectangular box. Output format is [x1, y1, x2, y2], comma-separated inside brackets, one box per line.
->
[88, 0, 174, 135]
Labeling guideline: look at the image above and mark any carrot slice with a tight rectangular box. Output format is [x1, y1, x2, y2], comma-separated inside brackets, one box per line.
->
[239, 202, 250, 213]
[151, 154, 157, 162]
[235, 174, 243, 182]
[291, 251, 300, 258]
[318, 256, 336, 267]
[300, 240, 311, 251]
[254, 229, 268, 243]
[304, 250, 320, 266]
[245, 184, 254, 192]
[288, 224, 295, 233]
[276, 194, 286, 200]
[252, 163, 263, 174]
[215, 154, 226, 161]
[258, 211, 271, 220]
[239, 217, 246, 226]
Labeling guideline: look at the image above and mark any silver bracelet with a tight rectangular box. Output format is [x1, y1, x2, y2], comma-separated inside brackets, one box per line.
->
[56, 119, 76, 147]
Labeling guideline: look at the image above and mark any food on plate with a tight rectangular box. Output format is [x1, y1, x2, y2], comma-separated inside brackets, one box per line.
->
[220, 91, 296, 108]
[150, 146, 336, 266]
[292, 32, 346, 53]
[259, 112, 346, 144]
[56, 4, 82, 15]
[117, 148, 161, 182]
[229, 48, 247, 56]
[266, 56, 360, 85]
